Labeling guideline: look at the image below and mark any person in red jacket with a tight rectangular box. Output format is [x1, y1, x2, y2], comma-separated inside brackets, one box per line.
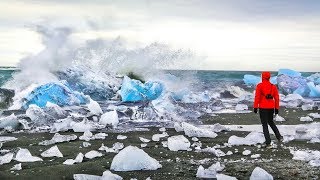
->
[253, 71, 283, 148]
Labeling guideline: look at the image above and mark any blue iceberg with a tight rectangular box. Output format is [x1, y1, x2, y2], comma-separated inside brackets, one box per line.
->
[278, 69, 301, 77]
[120, 76, 164, 102]
[243, 75, 277, 86]
[307, 82, 320, 97]
[23, 82, 87, 109]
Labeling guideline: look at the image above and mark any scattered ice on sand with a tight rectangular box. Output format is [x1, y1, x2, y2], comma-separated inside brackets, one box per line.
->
[167, 135, 190, 151]
[152, 132, 169, 141]
[182, 122, 217, 138]
[100, 110, 119, 127]
[10, 163, 22, 171]
[139, 137, 150, 143]
[110, 146, 162, 171]
[79, 131, 108, 141]
[41, 145, 63, 157]
[39, 133, 77, 145]
[274, 115, 286, 122]
[228, 131, 265, 146]
[242, 150, 251, 156]
[15, 148, 43, 162]
[70, 118, 97, 132]
[117, 135, 127, 140]
[235, 104, 248, 111]
[0, 153, 14, 165]
[99, 142, 124, 153]
[63, 153, 84, 165]
[251, 154, 261, 159]
[290, 149, 320, 167]
[308, 113, 320, 119]
[85, 150, 103, 159]
[250, 167, 273, 180]
[199, 147, 226, 157]
[300, 116, 313, 122]
[87, 98, 103, 115]
[141, 143, 147, 148]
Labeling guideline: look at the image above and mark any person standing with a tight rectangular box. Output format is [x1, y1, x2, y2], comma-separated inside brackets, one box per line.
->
[253, 72, 283, 148]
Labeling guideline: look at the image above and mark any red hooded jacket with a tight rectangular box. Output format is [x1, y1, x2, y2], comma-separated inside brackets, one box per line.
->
[253, 72, 280, 109]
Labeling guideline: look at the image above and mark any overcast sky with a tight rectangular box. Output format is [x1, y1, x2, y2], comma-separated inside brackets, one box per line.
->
[1, 0, 320, 71]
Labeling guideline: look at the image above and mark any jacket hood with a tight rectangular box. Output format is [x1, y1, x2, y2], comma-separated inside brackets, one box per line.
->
[261, 72, 271, 81]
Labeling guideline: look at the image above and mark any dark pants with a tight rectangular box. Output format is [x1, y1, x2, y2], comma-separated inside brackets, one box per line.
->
[259, 109, 282, 145]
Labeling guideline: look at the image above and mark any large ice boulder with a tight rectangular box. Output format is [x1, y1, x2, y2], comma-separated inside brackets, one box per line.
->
[250, 167, 273, 180]
[278, 69, 301, 77]
[99, 110, 119, 127]
[228, 131, 265, 146]
[181, 122, 217, 138]
[277, 74, 309, 96]
[23, 82, 87, 109]
[110, 146, 162, 171]
[243, 75, 261, 86]
[120, 76, 164, 102]
[307, 82, 320, 97]
[167, 135, 190, 151]
[41, 145, 63, 158]
[307, 73, 320, 85]
[15, 148, 43, 162]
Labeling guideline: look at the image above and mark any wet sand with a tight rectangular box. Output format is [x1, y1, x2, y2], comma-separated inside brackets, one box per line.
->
[0, 109, 319, 180]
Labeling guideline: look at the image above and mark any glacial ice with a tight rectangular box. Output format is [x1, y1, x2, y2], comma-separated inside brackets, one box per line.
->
[63, 152, 84, 165]
[26, 104, 54, 125]
[41, 145, 63, 157]
[228, 131, 265, 146]
[73, 170, 123, 180]
[167, 135, 190, 151]
[216, 174, 238, 180]
[0, 136, 17, 143]
[307, 82, 320, 97]
[100, 110, 119, 127]
[300, 116, 313, 122]
[278, 69, 301, 77]
[308, 113, 320, 119]
[290, 149, 320, 167]
[0, 114, 20, 130]
[181, 122, 217, 138]
[51, 117, 73, 132]
[70, 118, 98, 132]
[196, 165, 217, 179]
[139, 137, 150, 143]
[15, 148, 43, 162]
[152, 132, 169, 141]
[117, 135, 127, 140]
[242, 150, 251, 156]
[243, 75, 261, 86]
[10, 163, 22, 171]
[274, 115, 286, 122]
[79, 131, 108, 141]
[39, 133, 77, 145]
[87, 98, 103, 115]
[250, 167, 273, 180]
[0, 153, 14, 165]
[110, 146, 162, 171]
[85, 150, 103, 159]
[235, 104, 248, 111]
[120, 76, 164, 102]
[102, 170, 123, 180]
[23, 82, 87, 109]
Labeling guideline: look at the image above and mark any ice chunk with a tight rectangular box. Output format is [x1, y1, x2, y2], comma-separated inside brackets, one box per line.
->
[26, 104, 54, 125]
[139, 137, 150, 143]
[196, 165, 216, 179]
[208, 162, 225, 172]
[110, 146, 162, 171]
[117, 135, 127, 140]
[274, 115, 286, 122]
[10, 163, 22, 171]
[39, 133, 77, 146]
[167, 135, 190, 151]
[45, 102, 68, 119]
[250, 167, 273, 180]
[85, 150, 103, 159]
[41, 145, 63, 157]
[15, 148, 43, 162]
[307, 82, 320, 97]
[94, 133, 108, 140]
[51, 117, 73, 133]
[309, 160, 320, 167]
[152, 132, 169, 141]
[63, 153, 84, 165]
[79, 130, 94, 141]
[174, 122, 184, 132]
[159, 127, 166, 132]
[23, 82, 87, 109]
[300, 116, 313, 122]
[228, 131, 265, 145]
[308, 113, 320, 119]
[277, 75, 309, 96]
[235, 104, 248, 111]
[182, 122, 217, 138]
[87, 98, 103, 115]
[301, 104, 313, 111]
[0, 136, 17, 143]
[83, 142, 91, 147]
[199, 147, 226, 157]
[216, 174, 237, 180]
[73, 174, 101, 180]
[102, 170, 123, 180]
[278, 69, 301, 77]
[0, 153, 14, 165]
[0, 114, 20, 130]
[243, 75, 261, 86]
[120, 76, 164, 102]
[100, 110, 119, 127]
[71, 118, 97, 132]
[290, 150, 320, 164]
[242, 150, 251, 156]
[251, 154, 261, 159]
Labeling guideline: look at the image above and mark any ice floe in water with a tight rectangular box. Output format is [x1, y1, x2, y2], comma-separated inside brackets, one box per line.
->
[15, 148, 43, 162]
[228, 131, 265, 146]
[110, 146, 162, 171]
[41, 145, 63, 157]
[250, 167, 273, 180]
[39, 133, 77, 145]
[181, 122, 217, 138]
[167, 135, 190, 151]
[0, 153, 14, 165]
